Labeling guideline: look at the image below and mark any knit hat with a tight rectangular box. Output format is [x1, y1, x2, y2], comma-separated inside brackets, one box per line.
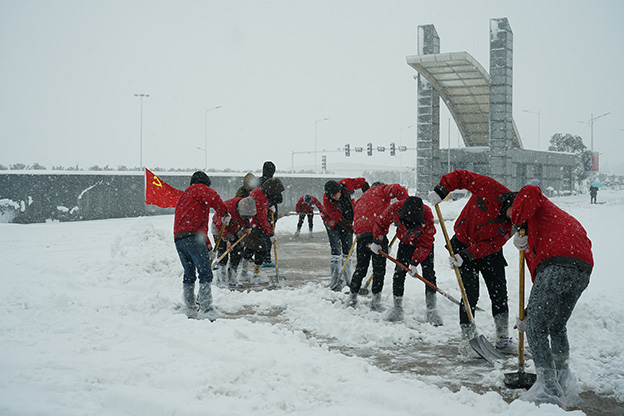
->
[324, 180, 342, 199]
[190, 171, 211, 187]
[303, 194, 312, 204]
[261, 177, 285, 199]
[398, 196, 424, 228]
[498, 191, 518, 213]
[262, 161, 276, 179]
[237, 196, 257, 218]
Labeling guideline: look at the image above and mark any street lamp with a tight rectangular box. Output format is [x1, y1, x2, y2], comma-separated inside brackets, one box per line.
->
[204, 106, 223, 170]
[314, 117, 330, 173]
[522, 109, 541, 150]
[134, 93, 149, 168]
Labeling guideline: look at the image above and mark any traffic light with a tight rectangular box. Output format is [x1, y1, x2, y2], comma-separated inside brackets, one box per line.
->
[367, 143, 373, 156]
[390, 142, 396, 156]
[321, 155, 327, 171]
[345, 144, 350, 157]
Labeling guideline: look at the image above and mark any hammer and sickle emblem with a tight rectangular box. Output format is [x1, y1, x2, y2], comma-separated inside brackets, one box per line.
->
[152, 176, 163, 187]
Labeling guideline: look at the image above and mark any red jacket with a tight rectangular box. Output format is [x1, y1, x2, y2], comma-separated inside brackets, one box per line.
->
[295, 195, 321, 213]
[212, 197, 253, 240]
[374, 200, 436, 264]
[353, 184, 408, 235]
[249, 187, 274, 236]
[511, 185, 593, 281]
[174, 183, 228, 240]
[320, 178, 365, 230]
[437, 170, 512, 261]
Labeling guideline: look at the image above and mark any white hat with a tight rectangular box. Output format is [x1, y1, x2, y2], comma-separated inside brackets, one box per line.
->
[237, 196, 257, 217]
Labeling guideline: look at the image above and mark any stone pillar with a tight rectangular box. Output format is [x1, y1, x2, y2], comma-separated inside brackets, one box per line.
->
[489, 18, 514, 188]
[416, 25, 441, 196]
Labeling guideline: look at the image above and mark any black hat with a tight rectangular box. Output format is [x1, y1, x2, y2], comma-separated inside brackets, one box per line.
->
[303, 194, 312, 204]
[398, 196, 424, 228]
[261, 177, 284, 199]
[498, 192, 518, 213]
[190, 171, 211, 187]
[262, 161, 276, 179]
[324, 180, 342, 198]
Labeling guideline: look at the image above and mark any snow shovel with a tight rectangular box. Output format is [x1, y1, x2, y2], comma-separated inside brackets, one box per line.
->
[359, 234, 398, 295]
[379, 250, 484, 311]
[504, 230, 537, 388]
[434, 204, 505, 364]
[214, 233, 248, 264]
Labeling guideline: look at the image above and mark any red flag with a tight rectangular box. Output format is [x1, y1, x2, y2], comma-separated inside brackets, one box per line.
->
[145, 168, 184, 208]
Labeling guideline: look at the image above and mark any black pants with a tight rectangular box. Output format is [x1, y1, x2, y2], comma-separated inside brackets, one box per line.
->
[215, 235, 243, 271]
[349, 234, 388, 295]
[296, 213, 314, 231]
[392, 241, 436, 298]
[451, 236, 509, 325]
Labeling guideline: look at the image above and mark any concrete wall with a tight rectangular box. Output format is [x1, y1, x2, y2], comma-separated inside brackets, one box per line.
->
[0, 172, 342, 224]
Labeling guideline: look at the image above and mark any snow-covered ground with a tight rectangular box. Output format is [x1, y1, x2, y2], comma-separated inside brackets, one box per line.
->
[1, 190, 622, 415]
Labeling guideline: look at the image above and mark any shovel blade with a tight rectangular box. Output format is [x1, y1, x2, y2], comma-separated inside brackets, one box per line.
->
[504, 371, 537, 389]
[469, 334, 506, 364]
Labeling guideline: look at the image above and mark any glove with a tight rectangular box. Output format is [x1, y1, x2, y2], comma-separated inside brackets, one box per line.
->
[409, 264, 418, 276]
[269, 235, 277, 245]
[515, 317, 527, 333]
[448, 253, 463, 268]
[221, 213, 231, 225]
[428, 190, 442, 206]
[513, 231, 528, 251]
[369, 241, 381, 254]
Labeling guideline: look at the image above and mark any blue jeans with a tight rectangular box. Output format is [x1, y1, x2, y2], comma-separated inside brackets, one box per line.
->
[527, 263, 590, 372]
[175, 234, 214, 285]
[326, 225, 353, 257]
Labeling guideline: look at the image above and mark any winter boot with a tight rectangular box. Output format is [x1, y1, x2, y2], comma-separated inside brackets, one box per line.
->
[521, 367, 564, 407]
[554, 354, 582, 408]
[182, 282, 196, 310]
[309, 228, 314, 238]
[425, 291, 443, 326]
[458, 323, 480, 358]
[494, 313, 516, 354]
[215, 266, 227, 289]
[346, 292, 358, 308]
[227, 266, 242, 288]
[386, 296, 404, 322]
[370, 292, 384, 312]
[239, 259, 250, 282]
[328, 255, 344, 291]
[294, 228, 301, 238]
[253, 263, 269, 284]
[197, 282, 220, 321]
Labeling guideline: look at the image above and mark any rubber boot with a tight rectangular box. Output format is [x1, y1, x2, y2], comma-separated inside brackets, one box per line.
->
[386, 296, 404, 322]
[425, 291, 443, 326]
[346, 292, 358, 308]
[294, 228, 301, 238]
[494, 313, 515, 354]
[197, 282, 219, 320]
[370, 292, 383, 312]
[309, 227, 314, 238]
[215, 266, 227, 288]
[239, 259, 250, 282]
[228, 266, 242, 288]
[328, 255, 343, 291]
[182, 282, 196, 310]
[458, 323, 480, 357]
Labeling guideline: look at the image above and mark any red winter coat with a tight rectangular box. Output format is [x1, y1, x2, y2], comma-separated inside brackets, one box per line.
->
[437, 170, 512, 261]
[212, 197, 253, 240]
[174, 183, 228, 240]
[295, 196, 321, 213]
[510, 185, 593, 281]
[320, 178, 365, 230]
[353, 184, 408, 235]
[249, 187, 274, 236]
[374, 200, 436, 264]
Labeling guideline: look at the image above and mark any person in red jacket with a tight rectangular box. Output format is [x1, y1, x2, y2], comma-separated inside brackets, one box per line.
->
[372, 196, 441, 324]
[294, 194, 322, 238]
[211, 196, 256, 288]
[428, 170, 515, 355]
[508, 185, 592, 409]
[347, 183, 408, 311]
[174, 171, 229, 320]
[321, 177, 369, 291]
[245, 177, 284, 281]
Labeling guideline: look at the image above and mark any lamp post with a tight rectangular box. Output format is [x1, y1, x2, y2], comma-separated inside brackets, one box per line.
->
[204, 106, 223, 170]
[522, 109, 540, 150]
[134, 93, 149, 169]
[314, 117, 329, 173]
[578, 112, 610, 177]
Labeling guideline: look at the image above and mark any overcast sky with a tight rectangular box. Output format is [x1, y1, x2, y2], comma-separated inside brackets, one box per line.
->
[1, 0, 623, 175]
